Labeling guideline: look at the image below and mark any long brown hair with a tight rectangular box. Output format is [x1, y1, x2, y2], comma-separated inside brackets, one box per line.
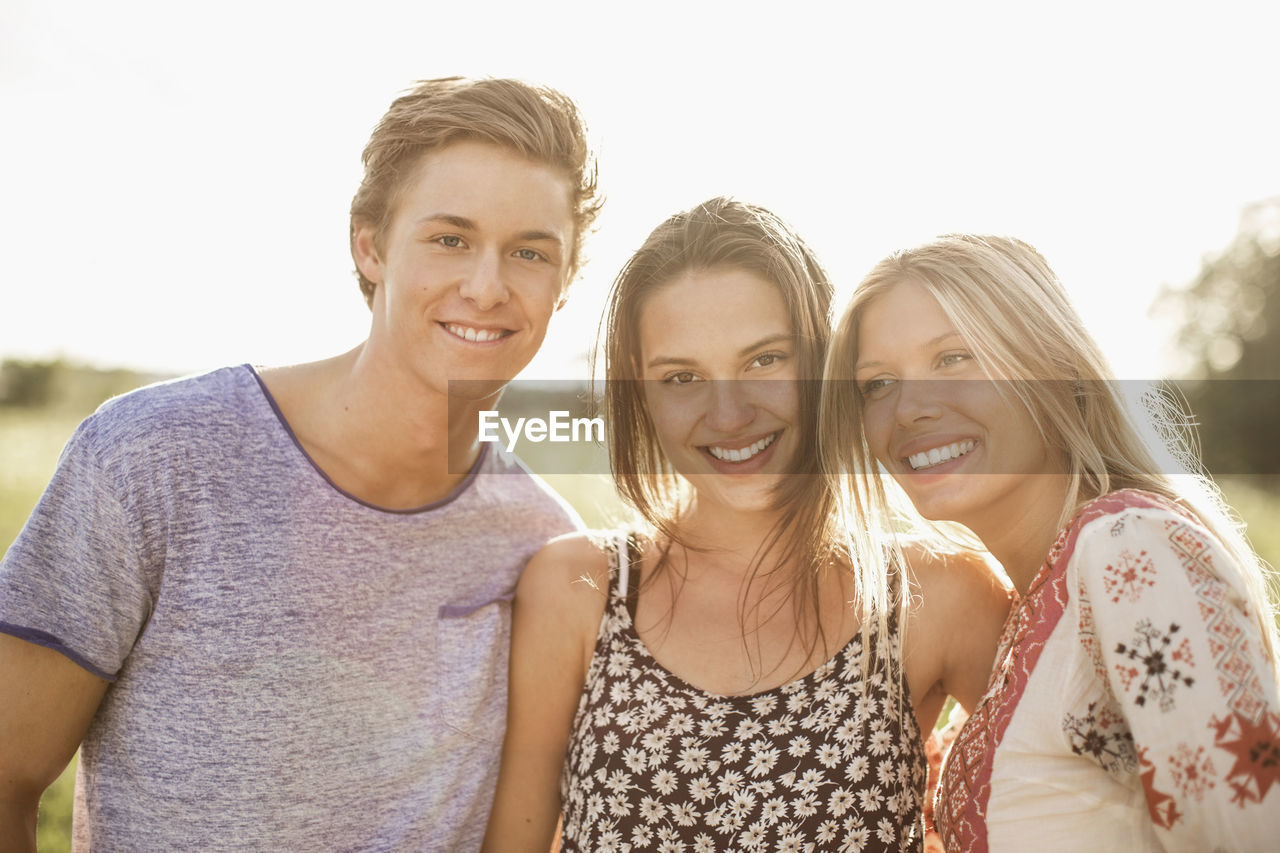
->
[597, 196, 856, 679]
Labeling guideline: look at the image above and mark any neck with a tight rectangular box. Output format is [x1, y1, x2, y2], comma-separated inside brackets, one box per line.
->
[674, 495, 793, 574]
[344, 342, 497, 463]
[966, 475, 1073, 594]
[269, 343, 501, 509]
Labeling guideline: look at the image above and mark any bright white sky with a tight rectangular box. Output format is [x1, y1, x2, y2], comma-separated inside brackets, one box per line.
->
[2, 0, 1277, 380]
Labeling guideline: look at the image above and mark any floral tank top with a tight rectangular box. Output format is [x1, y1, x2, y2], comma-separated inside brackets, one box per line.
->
[559, 534, 927, 852]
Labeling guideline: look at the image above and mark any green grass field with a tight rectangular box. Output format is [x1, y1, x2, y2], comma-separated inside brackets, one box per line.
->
[1, 410, 86, 851]
[3, 407, 1278, 851]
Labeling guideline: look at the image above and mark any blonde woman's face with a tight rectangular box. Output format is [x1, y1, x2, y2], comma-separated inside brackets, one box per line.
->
[853, 280, 1063, 532]
[637, 268, 799, 513]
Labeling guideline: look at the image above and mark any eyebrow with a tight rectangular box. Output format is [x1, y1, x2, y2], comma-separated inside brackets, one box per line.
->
[416, 214, 564, 245]
[645, 333, 794, 370]
[854, 330, 963, 372]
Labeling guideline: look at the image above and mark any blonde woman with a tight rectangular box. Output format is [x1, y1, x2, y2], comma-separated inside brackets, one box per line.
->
[483, 200, 1007, 852]
[821, 234, 1280, 851]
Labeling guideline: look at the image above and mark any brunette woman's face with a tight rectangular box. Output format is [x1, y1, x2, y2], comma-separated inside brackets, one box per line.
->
[853, 279, 1064, 532]
[637, 267, 799, 513]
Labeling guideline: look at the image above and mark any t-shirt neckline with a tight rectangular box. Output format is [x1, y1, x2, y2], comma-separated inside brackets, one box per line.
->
[245, 363, 489, 515]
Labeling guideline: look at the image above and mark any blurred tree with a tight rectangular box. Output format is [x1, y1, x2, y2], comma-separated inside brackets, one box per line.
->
[0, 359, 58, 407]
[1157, 198, 1280, 477]
[0, 359, 168, 412]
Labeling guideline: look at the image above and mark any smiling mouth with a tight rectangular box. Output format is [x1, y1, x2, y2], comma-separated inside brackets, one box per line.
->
[906, 439, 976, 471]
[443, 322, 513, 343]
[704, 432, 779, 463]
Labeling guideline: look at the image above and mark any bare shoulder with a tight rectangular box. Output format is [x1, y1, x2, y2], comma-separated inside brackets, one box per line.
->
[899, 542, 1012, 712]
[900, 540, 1011, 647]
[517, 531, 615, 609]
[514, 532, 618, 674]
[901, 541, 1009, 607]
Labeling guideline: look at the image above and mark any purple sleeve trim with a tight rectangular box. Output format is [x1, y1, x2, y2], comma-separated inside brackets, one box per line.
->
[0, 622, 118, 682]
[438, 590, 515, 619]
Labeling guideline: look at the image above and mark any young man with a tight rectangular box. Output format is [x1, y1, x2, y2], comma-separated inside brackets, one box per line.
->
[0, 77, 601, 851]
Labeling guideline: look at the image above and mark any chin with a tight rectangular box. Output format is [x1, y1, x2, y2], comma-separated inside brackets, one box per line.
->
[896, 484, 969, 525]
[687, 475, 773, 510]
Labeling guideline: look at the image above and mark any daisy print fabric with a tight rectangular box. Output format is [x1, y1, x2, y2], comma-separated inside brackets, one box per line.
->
[559, 536, 926, 852]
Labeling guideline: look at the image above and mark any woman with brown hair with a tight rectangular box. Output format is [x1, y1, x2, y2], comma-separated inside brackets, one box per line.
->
[483, 199, 1007, 851]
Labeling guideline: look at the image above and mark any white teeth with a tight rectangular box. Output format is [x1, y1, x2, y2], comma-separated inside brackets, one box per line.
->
[707, 432, 778, 463]
[907, 440, 975, 471]
[446, 323, 506, 343]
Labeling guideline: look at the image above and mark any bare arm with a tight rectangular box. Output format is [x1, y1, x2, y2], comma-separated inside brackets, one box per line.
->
[482, 535, 609, 853]
[904, 546, 1011, 727]
[0, 634, 108, 853]
[936, 552, 1011, 711]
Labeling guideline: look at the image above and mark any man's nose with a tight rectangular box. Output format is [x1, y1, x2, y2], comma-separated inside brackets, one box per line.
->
[458, 251, 510, 310]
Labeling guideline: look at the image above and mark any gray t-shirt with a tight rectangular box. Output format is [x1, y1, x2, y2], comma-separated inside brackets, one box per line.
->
[0, 365, 580, 851]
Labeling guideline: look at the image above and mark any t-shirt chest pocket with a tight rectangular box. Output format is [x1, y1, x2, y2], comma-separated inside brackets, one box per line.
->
[433, 590, 515, 741]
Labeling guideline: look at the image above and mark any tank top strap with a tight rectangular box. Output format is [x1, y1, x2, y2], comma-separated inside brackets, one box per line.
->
[606, 531, 642, 625]
[614, 530, 630, 600]
[877, 560, 913, 710]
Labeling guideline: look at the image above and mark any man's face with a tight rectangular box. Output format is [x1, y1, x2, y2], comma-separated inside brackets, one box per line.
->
[354, 140, 575, 400]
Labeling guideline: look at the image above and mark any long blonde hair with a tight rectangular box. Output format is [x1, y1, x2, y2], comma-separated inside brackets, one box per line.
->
[821, 234, 1279, 667]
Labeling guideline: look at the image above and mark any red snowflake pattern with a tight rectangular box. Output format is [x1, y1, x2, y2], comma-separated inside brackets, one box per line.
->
[1170, 637, 1195, 668]
[1101, 548, 1157, 603]
[1139, 747, 1183, 829]
[1076, 580, 1108, 682]
[937, 490, 1280, 850]
[1114, 664, 1142, 694]
[1167, 743, 1217, 802]
[1209, 711, 1280, 807]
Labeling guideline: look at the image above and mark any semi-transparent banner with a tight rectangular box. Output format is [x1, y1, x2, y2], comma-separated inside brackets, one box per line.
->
[447, 379, 1279, 476]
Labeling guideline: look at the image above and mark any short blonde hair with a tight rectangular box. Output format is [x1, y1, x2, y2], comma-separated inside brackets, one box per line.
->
[349, 76, 602, 307]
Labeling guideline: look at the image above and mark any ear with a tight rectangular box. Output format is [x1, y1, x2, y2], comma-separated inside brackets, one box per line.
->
[352, 222, 383, 286]
[555, 273, 573, 312]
